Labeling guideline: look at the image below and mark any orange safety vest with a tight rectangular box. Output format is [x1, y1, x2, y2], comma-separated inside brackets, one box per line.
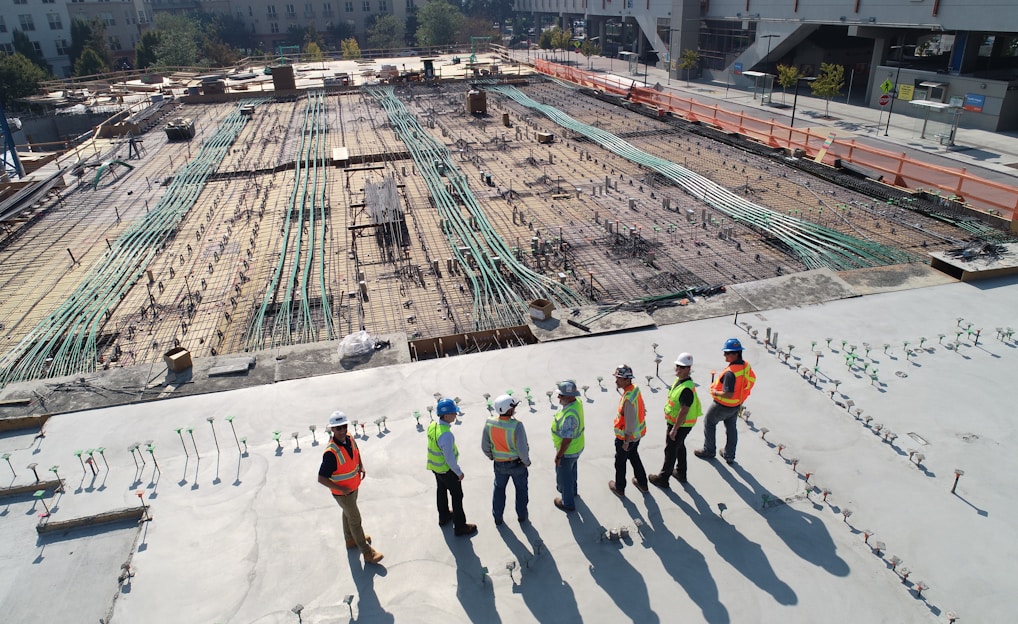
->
[711, 362, 756, 407]
[326, 437, 362, 495]
[614, 385, 647, 440]
[486, 417, 520, 461]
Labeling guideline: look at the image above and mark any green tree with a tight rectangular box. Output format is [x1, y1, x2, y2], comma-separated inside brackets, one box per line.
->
[341, 38, 362, 60]
[135, 30, 162, 69]
[74, 47, 108, 77]
[0, 52, 49, 107]
[153, 13, 202, 68]
[367, 14, 405, 51]
[201, 37, 238, 67]
[679, 48, 699, 86]
[12, 30, 52, 74]
[416, 0, 464, 47]
[775, 64, 802, 104]
[70, 19, 112, 72]
[305, 41, 324, 62]
[580, 39, 601, 69]
[809, 62, 845, 118]
[327, 22, 357, 48]
[538, 28, 556, 51]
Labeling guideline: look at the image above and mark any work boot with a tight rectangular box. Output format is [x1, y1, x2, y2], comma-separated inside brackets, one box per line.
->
[608, 480, 625, 496]
[363, 547, 384, 564]
[631, 477, 649, 493]
[648, 473, 669, 489]
[455, 523, 478, 537]
[672, 468, 688, 483]
[693, 449, 715, 460]
[553, 497, 575, 512]
[347, 534, 371, 549]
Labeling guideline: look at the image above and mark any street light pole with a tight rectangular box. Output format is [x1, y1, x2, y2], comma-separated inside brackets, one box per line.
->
[884, 43, 914, 136]
[790, 76, 816, 130]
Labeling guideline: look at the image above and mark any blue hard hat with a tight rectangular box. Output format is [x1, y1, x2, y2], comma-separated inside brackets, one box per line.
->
[723, 338, 743, 352]
[436, 397, 460, 416]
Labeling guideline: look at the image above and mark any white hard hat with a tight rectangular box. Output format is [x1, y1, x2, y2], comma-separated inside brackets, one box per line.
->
[328, 411, 349, 427]
[675, 353, 694, 367]
[493, 394, 520, 415]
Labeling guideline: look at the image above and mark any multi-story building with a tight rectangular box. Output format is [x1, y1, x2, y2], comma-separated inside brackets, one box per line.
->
[517, 0, 1018, 131]
[1, 0, 425, 79]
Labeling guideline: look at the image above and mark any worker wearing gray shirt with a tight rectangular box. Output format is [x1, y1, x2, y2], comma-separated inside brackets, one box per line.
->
[482, 394, 532, 525]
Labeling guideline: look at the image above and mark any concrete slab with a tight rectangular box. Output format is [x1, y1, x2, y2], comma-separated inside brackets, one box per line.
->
[529, 305, 656, 341]
[836, 263, 957, 295]
[0, 276, 1015, 623]
[727, 268, 860, 311]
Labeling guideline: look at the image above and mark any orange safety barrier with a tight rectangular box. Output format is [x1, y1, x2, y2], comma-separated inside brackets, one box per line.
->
[534, 61, 1017, 229]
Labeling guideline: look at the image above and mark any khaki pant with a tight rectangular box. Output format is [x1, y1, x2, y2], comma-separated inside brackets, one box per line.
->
[333, 489, 369, 553]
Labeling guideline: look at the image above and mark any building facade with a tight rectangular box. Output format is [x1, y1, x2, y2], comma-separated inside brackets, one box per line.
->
[517, 0, 1018, 131]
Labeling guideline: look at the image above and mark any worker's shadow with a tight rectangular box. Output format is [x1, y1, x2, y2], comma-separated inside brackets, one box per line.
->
[569, 499, 660, 623]
[348, 555, 393, 623]
[442, 530, 502, 624]
[496, 522, 582, 622]
[644, 492, 730, 623]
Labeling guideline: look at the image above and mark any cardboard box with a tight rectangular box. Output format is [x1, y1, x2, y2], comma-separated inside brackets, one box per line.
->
[529, 298, 554, 321]
[163, 347, 193, 372]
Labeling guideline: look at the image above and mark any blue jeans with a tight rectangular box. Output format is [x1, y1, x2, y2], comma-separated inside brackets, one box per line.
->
[492, 460, 529, 521]
[555, 455, 579, 509]
[702, 402, 740, 459]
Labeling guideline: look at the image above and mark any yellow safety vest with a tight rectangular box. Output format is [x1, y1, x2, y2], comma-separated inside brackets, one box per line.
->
[666, 378, 702, 427]
[551, 400, 585, 455]
[426, 421, 457, 472]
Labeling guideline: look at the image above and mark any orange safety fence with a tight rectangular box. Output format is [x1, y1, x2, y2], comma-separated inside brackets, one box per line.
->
[534, 61, 1016, 227]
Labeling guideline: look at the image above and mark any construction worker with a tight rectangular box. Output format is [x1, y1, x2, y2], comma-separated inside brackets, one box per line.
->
[481, 394, 531, 525]
[609, 365, 649, 496]
[317, 411, 384, 564]
[427, 398, 477, 537]
[649, 352, 701, 488]
[551, 380, 584, 512]
[695, 338, 756, 464]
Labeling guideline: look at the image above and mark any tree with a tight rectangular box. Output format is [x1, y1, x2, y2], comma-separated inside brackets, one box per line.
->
[327, 22, 356, 48]
[416, 0, 464, 48]
[809, 62, 845, 118]
[74, 47, 108, 77]
[202, 37, 238, 67]
[775, 64, 802, 104]
[152, 13, 202, 68]
[367, 14, 405, 51]
[538, 28, 556, 51]
[69, 19, 112, 72]
[12, 30, 51, 74]
[679, 49, 699, 86]
[341, 38, 361, 60]
[0, 53, 48, 108]
[580, 39, 601, 69]
[135, 30, 162, 70]
[305, 41, 324, 62]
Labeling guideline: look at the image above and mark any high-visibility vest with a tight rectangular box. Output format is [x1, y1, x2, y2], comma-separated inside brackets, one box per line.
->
[614, 385, 647, 440]
[711, 361, 756, 407]
[426, 420, 457, 472]
[486, 417, 519, 461]
[551, 400, 585, 455]
[325, 438, 362, 495]
[665, 378, 703, 427]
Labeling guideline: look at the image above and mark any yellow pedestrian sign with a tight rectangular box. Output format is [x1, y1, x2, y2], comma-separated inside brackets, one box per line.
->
[880, 79, 894, 94]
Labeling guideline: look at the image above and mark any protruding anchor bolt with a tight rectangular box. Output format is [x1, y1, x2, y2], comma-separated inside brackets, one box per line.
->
[863, 529, 873, 544]
[872, 541, 885, 557]
[777, 443, 786, 456]
[309, 424, 317, 442]
[899, 566, 911, 582]
[291, 603, 304, 623]
[717, 502, 727, 518]
[951, 468, 965, 493]
[790, 458, 799, 470]
[914, 581, 928, 599]
[913, 452, 926, 465]
[760, 427, 769, 439]
[821, 488, 831, 501]
[888, 555, 902, 570]
[841, 509, 853, 522]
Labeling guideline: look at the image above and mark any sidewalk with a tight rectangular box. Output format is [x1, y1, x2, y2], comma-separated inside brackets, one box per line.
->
[508, 50, 1018, 186]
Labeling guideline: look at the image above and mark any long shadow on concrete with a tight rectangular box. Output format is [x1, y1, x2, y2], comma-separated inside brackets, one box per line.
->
[644, 492, 730, 623]
[677, 483, 798, 606]
[347, 553, 394, 623]
[442, 530, 501, 624]
[569, 498, 660, 623]
[713, 461, 849, 578]
[496, 522, 582, 623]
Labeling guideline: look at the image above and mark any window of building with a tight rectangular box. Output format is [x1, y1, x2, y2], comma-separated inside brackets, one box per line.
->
[345, 1, 353, 12]
[0, 43, 14, 55]
[271, 22, 279, 33]
[32, 41, 43, 55]
[0, 17, 7, 33]
[362, 0, 370, 12]
[305, 3, 313, 16]
[109, 36, 121, 51]
[14, 0, 27, 5]
[100, 12, 115, 26]
[43, 0, 56, 3]
[56, 39, 69, 55]
[48, 13, 63, 29]
[379, 0, 386, 10]
[19, 15, 35, 31]
[286, 4, 295, 17]
[268, 5, 277, 16]
[323, 2, 332, 16]
[405, 0, 413, 8]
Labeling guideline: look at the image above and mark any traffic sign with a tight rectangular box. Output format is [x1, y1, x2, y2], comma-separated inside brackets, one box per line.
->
[879, 94, 890, 106]
[880, 79, 894, 94]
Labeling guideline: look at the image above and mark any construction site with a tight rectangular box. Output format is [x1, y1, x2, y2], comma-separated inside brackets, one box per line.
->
[0, 53, 1013, 386]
